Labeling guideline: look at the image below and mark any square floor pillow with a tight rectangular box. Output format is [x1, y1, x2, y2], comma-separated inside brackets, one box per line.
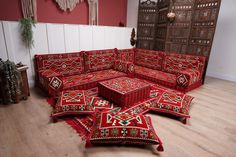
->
[148, 86, 194, 124]
[51, 90, 94, 122]
[87, 110, 164, 151]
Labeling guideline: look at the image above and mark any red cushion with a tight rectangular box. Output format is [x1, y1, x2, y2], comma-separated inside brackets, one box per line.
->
[62, 69, 127, 90]
[134, 49, 164, 70]
[163, 55, 205, 77]
[115, 48, 135, 62]
[51, 90, 94, 118]
[35, 52, 84, 76]
[84, 49, 115, 72]
[134, 65, 177, 88]
[88, 110, 163, 151]
[149, 86, 194, 118]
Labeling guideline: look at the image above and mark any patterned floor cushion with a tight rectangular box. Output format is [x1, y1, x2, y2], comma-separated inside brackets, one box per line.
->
[148, 86, 194, 123]
[63, 69, 127, 90]
[51, 90, 94, 122]
[134, 65, 177, 88]
[87, 109, 164, 151]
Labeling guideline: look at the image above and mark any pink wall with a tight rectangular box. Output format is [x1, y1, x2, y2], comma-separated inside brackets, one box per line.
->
[0, 0, 127, 26]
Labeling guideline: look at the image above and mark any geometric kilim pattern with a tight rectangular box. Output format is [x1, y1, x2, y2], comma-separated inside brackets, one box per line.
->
[115, 49, 135, 62]
[148, 86, 194, 118]
[84, 49, 115, 72]
[163, 54, 205, 76]
[134, 65, 177, 87]
[42, 57, 84, 76]
[98, 77, 151, 107]
[51, 90, 94, 118]
[99, 77, 150, 95]
[89, 111, 163, 150]
[135, 49, 165, 70]
[62, 69, 127, 90]
[177, 69, 201, 86]
[35, 52, 84, 76]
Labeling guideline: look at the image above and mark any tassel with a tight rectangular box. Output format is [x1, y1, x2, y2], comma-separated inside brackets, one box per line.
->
[156, 144, 164, 152]
[85, 139, 92, 148]
[182, 118, 187, 124]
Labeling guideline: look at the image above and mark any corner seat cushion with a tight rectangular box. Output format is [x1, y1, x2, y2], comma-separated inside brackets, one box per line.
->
[134, 65, 176, 88]
[62, 69, 127, 90]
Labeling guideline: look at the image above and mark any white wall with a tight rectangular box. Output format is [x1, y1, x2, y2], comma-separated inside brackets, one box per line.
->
[127, 0, 139, 28]
[206, 0, 236, 82]
[0, 21, 133, 87]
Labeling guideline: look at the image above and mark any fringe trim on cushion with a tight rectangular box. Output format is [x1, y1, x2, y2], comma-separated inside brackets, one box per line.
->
[65, 118, 90, 141]
[47, 97, 57, 108]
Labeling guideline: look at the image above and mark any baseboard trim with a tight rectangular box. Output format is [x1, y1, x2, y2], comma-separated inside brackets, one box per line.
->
[206, 72, 236, 82]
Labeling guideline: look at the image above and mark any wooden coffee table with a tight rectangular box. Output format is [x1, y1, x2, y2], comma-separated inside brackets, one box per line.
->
[98, 77, 151, 107]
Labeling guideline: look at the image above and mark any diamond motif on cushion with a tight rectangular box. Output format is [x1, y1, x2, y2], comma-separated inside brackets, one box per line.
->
[49, 77, 62, 90]
[88, 111, 163, 151]
[177, 74, 188, 86]
[149, 86, 194, 118]
[51, 90, 94, 119]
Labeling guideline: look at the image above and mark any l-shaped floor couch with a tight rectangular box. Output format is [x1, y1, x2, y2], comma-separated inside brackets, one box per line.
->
[34, 48, 206, 96]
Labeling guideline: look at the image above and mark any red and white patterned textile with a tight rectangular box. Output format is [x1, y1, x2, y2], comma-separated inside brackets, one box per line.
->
[114, 60, 134, 76]
[177, 69, 201, 87]
[35, 52, 84, 76]
[134, 65, 177, 88]
[84, 49, 115, 72]
[88, 110, 163, 151]
[63, 69, 127, 90]
[163, 54, 205, 77]
[148, 86, 194, 120]
[98, 77, 151, 107]
[115, 48, 135, 62]
[134, 49, 164, 70]
[51, 90, 94, 119]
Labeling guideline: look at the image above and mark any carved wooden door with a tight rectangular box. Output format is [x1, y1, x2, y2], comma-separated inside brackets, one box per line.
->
[137, 0, 158, 50]
[165, 0, 195, 53]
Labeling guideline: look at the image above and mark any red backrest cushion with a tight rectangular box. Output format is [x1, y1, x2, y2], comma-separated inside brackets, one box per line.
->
[84, 49, 115, 72]
[35, 52, 84, 76]
[163, 53, 206, 77]
[115, 48, 135, 62]
[134, 49, 165, 70]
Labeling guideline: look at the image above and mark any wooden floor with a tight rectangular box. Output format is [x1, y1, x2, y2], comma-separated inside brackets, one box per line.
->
[0, 77, 236, 157]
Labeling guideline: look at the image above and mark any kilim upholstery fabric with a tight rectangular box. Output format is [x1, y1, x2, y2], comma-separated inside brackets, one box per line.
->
[63, 69, 127, 90]
[98, 77, 151, 107]
[114, 60, 134, 76]
[134, 49, 164, 70]
[35, 52, 84, 77]
[134, 65, 177, 88]
[51, 90, 94, 120]
[84, 49, 115, 72]
[149, 85, 194, 120]
[34, 48, 206, 95]
[115, 48, 135, 62]
[88, 110, 163, 151]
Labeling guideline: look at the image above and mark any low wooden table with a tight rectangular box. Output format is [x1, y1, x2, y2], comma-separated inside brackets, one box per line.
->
[98, 77, 151, 107]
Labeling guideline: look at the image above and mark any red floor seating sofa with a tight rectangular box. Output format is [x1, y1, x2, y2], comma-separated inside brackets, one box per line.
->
[34, 48, 206, 96]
